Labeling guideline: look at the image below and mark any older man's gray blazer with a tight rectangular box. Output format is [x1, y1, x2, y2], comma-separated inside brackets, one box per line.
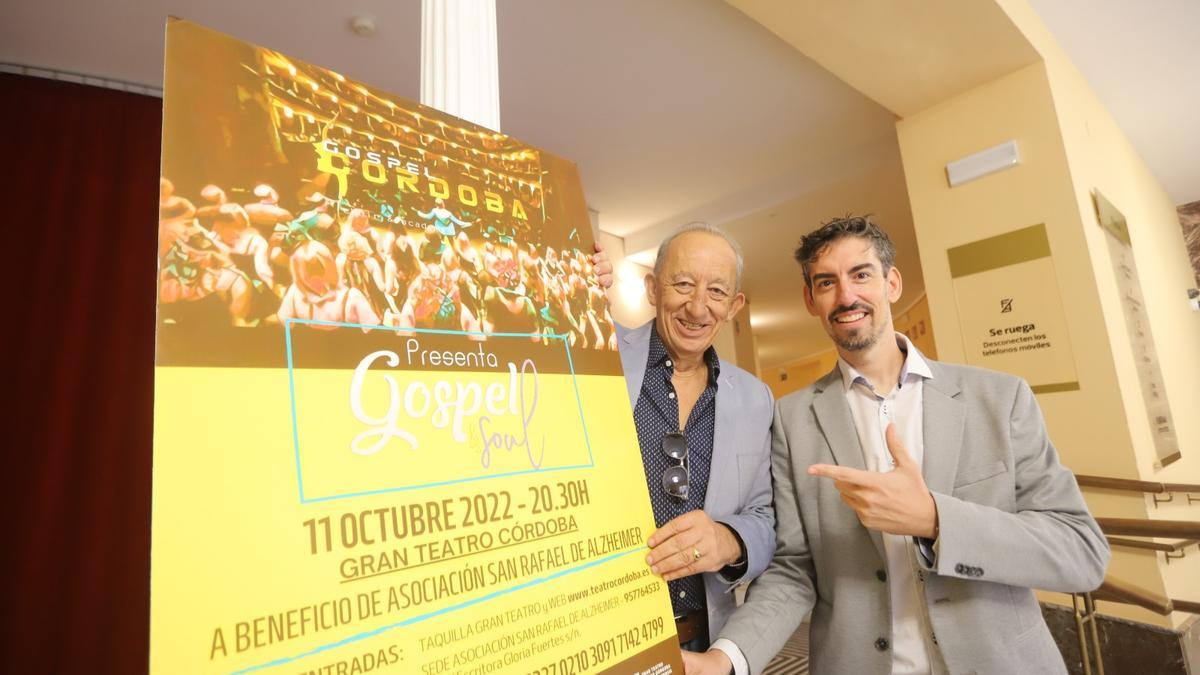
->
[616, 321, 775, 640]
[719, 360, 1110, 675]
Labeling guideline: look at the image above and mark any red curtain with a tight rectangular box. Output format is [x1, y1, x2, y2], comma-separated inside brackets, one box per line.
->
[1, 73, 159, 672]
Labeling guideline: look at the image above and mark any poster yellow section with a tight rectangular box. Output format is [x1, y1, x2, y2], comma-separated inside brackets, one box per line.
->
[153, 367, 675, 673]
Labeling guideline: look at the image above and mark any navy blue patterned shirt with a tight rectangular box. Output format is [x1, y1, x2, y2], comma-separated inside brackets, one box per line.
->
[633, 325, 719, 617]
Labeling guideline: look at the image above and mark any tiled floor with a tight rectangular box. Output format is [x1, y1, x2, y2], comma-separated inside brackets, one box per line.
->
[762, 622, 810, 675]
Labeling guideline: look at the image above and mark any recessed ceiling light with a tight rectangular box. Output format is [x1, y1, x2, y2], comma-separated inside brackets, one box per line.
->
[350, 14, 377, 37]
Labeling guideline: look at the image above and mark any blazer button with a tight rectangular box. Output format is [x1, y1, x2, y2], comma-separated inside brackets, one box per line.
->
[875, 637, 889, 651]
[876, 569, 887, 582]
[955, 563, 968, 574]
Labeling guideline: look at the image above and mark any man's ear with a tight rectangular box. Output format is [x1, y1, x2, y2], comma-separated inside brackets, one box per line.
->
[803, 284, 817, 316]
[727, 292, 746, 321]
[886, 266, 903, 303]
[643, 274, 658, 308]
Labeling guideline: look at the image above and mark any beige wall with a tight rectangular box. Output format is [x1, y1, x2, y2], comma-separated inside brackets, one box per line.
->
[999, 0, 1200, 628]
[730, 305, 760, 377]
[997, 0, 1200, 485]
[895, 50, 1198, 626]
[761, 348, 839, 400]
[895, 62, 1139, 476]
[893, 293, 938, 361]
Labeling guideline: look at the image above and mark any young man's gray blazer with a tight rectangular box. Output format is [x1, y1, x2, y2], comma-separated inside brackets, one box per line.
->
[718, 359, 1110, 675]
[616, 321, 776, 639]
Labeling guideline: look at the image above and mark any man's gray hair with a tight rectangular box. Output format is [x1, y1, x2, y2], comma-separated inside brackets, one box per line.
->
[652, 222, 745, 291]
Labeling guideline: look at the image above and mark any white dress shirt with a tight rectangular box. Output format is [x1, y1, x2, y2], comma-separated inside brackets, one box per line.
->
[837, 334, 945, 675]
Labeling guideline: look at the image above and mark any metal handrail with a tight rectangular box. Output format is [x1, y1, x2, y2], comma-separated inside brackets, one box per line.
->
[1177, 599, 1200, 614]
[1105, 536, 1197, 553]
[1090, 576, 1172, 615]
[1068, 475, 1200, 674]
[1093, 517, 1200, 539]
[1076, 474, 1200, 495]
[1082, 575, 1199, 616]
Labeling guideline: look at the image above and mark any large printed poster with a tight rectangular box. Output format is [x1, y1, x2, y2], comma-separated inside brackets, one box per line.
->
[152, 19, 679, 673]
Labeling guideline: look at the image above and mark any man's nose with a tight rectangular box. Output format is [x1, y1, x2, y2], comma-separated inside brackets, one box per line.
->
[835, 281, 857, 308]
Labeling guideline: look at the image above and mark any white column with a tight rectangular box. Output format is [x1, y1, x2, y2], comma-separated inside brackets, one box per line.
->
[420, 0, 501, 132]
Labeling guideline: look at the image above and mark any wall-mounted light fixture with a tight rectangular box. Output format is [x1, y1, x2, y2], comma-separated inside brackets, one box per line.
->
[617, 260, 648, 306]
[946, 140, 1020, 187]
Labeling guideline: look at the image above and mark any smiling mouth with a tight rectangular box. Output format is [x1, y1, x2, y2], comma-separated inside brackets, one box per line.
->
[833, 311, 868, 324]
[677, 318, 708, 331]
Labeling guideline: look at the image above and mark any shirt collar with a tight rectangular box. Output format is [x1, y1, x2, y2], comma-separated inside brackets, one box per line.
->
[647, 323, 721, 383]
[837, 332, 933, 393]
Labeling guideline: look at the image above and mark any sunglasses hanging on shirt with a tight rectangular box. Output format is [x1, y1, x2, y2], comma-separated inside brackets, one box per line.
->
[661, 431, 689, 501]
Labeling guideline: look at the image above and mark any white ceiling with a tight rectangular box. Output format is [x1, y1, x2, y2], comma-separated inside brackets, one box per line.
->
[1026, 0, 1200, 206]
[0, 0, 899, 239]
[2, 0, 1195, 369]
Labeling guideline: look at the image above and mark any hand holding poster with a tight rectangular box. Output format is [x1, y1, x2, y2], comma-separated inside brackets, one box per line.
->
[151, 19, 680, 674]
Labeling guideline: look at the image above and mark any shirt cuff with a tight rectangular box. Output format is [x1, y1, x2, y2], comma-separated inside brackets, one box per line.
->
[710, 638, 748, 675]
[716, 522, 748, 583]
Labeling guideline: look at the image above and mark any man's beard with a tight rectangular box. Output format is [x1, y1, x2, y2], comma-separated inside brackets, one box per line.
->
[832, 326, 880, 352]
[828, 303, 880, 352]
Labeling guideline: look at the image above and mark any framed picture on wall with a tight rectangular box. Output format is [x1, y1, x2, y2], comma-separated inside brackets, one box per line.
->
[1095, 190, 1181, 468]
[1176, 199, 1200, 289]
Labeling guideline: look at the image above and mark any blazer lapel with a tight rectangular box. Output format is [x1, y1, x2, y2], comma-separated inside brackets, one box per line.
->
[921, 363, 964, 495]
[811, 369, 884, 559]
[617, 321, 652, 407]
[811, 370, 867, 472]
[705, 365, 737, 514]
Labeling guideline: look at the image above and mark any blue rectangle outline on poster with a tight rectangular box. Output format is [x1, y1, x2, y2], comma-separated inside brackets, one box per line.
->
[284, 319, 596, 504]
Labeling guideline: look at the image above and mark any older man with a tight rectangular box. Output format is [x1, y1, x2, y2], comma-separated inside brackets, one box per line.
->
[596, 223, 775, 655]
[686, 216, 1109, 675]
